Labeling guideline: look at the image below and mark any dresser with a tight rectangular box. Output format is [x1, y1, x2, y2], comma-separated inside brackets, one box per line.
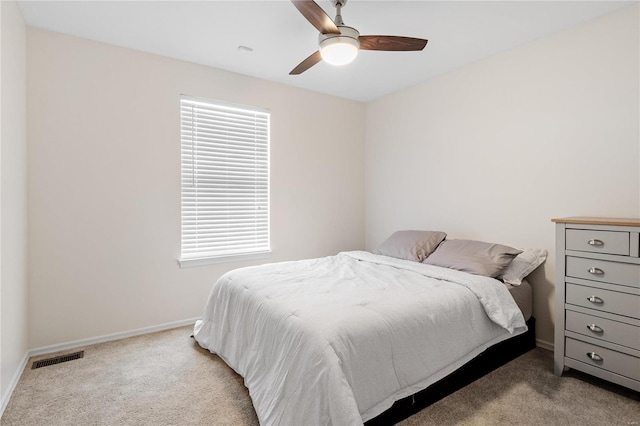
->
[552, 217, 640, 391]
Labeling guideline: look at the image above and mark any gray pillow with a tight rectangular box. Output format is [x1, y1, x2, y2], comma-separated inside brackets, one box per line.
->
[501, 248, 548, 285]
[374, 230, 447, 262]
[423, 239, 523, 278]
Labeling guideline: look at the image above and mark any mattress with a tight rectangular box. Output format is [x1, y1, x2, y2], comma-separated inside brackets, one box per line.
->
[507, 279, 532, 321]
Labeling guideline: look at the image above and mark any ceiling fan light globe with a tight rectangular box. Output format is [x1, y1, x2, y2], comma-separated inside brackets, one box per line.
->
[320, 38, 359, 65]
[318, 26, 360, 66]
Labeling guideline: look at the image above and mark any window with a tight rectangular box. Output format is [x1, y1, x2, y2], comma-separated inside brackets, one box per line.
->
[179, 96, 270, 266]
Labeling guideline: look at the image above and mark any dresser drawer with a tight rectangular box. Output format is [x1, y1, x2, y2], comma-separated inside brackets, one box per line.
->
[566, 256, 640, 288]
[566, 229, 630, 256]
[566, 310, 640, 351]
[565, 337, 640, 381]
[566, 283, 640, 319]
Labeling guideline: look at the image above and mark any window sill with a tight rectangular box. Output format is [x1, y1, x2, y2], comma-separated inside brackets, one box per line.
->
[178, 250, 272, 268]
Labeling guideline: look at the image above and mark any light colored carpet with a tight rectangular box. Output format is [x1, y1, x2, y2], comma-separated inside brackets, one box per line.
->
[2, 326, 638, 425]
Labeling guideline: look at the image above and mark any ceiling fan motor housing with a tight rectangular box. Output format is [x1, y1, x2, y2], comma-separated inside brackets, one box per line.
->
[318, 26, 360, 65]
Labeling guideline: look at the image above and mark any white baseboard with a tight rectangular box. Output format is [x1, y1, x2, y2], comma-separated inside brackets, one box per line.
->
[536, 338, 554, 351]
[29, 317, 200, 357]
[1, 351, 29, 418]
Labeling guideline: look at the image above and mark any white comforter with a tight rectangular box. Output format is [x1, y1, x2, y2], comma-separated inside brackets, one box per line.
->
[194, 251, 527, 425]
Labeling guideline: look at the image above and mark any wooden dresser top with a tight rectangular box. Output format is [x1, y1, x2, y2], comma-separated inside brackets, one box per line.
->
[552, 217, 640, 227]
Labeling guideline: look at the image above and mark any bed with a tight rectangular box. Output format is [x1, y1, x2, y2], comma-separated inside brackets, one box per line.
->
[194, 249, 535, 425]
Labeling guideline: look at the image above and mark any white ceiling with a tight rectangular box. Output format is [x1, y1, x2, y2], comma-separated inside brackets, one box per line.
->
[18, 1, 634, 102]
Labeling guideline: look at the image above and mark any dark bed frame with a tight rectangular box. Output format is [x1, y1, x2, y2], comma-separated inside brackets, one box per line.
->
[365, 316, 537, 426]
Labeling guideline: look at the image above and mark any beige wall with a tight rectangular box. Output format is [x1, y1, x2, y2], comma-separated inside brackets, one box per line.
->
[365, 5, 639, 346]
[1, 0, 28, 409]
[27, 29, 365, 348]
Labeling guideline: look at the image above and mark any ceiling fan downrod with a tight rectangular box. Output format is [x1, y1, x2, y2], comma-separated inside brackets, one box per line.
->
[333, 0, 346, 26]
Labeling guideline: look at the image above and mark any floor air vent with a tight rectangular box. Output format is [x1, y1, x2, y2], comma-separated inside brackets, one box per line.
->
[32, 351, 84, 369]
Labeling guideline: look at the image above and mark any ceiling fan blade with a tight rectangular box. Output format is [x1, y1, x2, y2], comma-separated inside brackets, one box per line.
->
[291, 0, 340, 35]
[359, 36, 428, 51]
[290, 51, 323, 75]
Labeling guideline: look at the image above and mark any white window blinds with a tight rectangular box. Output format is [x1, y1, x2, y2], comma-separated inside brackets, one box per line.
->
[180, 96, 270, 262]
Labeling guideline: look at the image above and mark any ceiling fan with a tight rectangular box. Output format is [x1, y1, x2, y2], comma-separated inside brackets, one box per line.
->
[289, 0, 428, 75]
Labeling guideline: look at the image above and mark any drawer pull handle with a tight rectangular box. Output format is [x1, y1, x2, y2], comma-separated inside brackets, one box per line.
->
[587, 352, 603, 362]
[588, 239, 604, 246]
[587, 296, 604, 304]
[588, 267, 604, 275]
[587, 324, 603, 333]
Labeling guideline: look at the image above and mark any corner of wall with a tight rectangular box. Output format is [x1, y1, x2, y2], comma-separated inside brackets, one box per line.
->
[0, 0, 29, 417]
